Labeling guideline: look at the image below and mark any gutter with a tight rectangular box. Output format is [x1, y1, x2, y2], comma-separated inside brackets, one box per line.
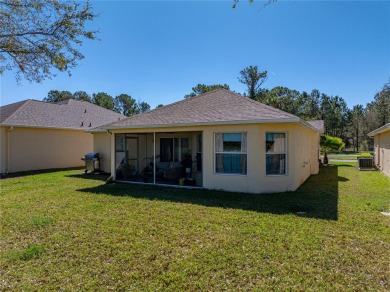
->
[0, 123, 89, 131]
[368, 123, 390, 137]
[98, 118, 321, 134]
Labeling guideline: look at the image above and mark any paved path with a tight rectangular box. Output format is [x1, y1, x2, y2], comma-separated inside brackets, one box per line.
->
[329, 159, 357, 163]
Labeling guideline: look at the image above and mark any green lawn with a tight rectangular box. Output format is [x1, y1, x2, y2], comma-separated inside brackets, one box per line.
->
[322, 152, 372, 160]
[1, 164, 389, 290]
[326, 154, 359, 160]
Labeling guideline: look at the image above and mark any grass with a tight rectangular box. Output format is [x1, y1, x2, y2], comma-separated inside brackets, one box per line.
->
[326, 154, 359, 160]
[1, 165, 389, 290]
[322, 151, 372, 161]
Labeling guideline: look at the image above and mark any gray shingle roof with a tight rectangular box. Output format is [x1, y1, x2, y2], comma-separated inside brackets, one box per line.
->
[307, 120, 324, 133]
[100, 89, 303, 130]
[0, 99, 125, 130]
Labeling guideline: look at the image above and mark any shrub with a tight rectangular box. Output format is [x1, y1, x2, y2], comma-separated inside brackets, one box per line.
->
[358, 153, 373, 159]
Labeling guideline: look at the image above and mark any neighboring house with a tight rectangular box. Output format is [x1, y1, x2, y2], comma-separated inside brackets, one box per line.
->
[0, 99, 125, 174]
[368, 123, 390, 178]
[92, 89, 324, 194]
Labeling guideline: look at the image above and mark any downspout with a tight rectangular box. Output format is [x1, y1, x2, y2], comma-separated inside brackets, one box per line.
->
[6, 126, 14, 174]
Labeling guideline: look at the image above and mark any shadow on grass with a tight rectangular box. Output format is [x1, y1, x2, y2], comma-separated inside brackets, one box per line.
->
[77, 166, 343, 220]
[0, 167, 84, 180]
[66, 173, 110, 182]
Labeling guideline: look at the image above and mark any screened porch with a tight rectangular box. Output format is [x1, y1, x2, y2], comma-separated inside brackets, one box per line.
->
[114, 132, 203, 187]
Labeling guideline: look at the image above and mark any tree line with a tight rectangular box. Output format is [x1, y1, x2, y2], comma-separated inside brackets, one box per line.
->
[43, 66, 389, 151]
[184, 66, 389, 151]
[43, 90, 151, 116]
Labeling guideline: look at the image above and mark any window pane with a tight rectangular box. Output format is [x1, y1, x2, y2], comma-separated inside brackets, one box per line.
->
[223, 133, 242, 152]
[197, 134, 202, 153]
[181, 138, 189, 157]
[174, 138, 179, 162]
[160, 138, 173, 162]
[266, 154, 286, 175]
[266, 133, 286, 153]
[216, 154, 247, 174]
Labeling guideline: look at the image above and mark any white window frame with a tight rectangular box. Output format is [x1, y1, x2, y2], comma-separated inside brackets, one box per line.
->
[265, 132, 288, 176]
[214, 132, 248, 176]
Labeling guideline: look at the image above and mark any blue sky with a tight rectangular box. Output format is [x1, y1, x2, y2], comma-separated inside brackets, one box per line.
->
[1, 1, 389, 108]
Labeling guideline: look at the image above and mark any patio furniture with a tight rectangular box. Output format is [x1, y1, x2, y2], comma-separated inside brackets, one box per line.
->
[164, 166, 182, 181]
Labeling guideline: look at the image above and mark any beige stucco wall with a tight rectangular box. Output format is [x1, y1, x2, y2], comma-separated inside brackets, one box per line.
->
[0, 126, 93, 173]
[93, 132, 112, 173]
[0, 127, 8, 173]
[373, 131, 390, 178]
[104, 122, 320, 194]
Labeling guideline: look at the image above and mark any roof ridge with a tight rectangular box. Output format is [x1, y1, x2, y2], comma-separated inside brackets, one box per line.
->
[1, 99, 31, 124]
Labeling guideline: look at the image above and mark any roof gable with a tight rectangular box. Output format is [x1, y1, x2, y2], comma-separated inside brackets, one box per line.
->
[0, 99, 125, 130]
[101, 89, 300, 129]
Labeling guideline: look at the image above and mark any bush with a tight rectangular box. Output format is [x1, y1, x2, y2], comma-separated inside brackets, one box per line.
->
[358, 153, 373, 159]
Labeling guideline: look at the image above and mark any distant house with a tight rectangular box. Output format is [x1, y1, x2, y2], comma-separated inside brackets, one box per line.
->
[369, 123, 390, 178]
[0, 99, 125, 174]
[92, 89, 324, 194]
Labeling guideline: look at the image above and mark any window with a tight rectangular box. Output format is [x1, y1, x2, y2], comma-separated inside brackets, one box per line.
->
[266, 133, 286, 175]
[160, 138, 189, 162]
[215, 133, 247, 175]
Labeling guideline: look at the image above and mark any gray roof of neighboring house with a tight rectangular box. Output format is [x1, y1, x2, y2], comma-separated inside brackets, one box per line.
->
[0, 99, 125, 130]
[97, 89, 321, 132]
[368, 122, 390, 137]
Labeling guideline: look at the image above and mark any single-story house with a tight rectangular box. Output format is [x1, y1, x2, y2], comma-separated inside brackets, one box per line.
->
[0, 99, 125, 174]
[368, 122, 390, 178]
[92, 89, 324, 194]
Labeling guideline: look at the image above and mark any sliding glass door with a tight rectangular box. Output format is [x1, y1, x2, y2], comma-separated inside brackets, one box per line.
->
[160, 138, 189, 163]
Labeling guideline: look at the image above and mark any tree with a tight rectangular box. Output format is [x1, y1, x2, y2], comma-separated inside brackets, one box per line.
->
[114, 94, 151, 116]
[372, 80, 390, 127]
[300, 89, 321, 120]
[138, 101, 151, 113]
[349, 105, 365, 152]
[156, 104, 164, 108]
[0, 0, 97, 83]
[259, 86, 302, 115]
[320, 135, 345, 165]
[43, 90, 73, 102]
[184, 84, 230, 98]
[320, 94, 349, 139]
[92, 92, 115, 111]
[238, 66, 267, 99]
[114, 94, 138, 116]
[73, 91, 91, 102]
